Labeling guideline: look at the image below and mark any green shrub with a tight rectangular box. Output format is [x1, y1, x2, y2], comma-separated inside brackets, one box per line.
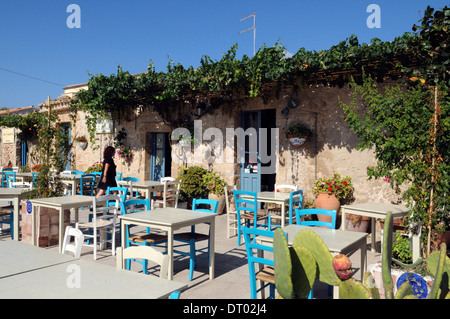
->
[178, 166, 208, 202]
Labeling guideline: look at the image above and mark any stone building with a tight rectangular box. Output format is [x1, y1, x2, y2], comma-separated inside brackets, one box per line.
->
[35, 78, 398, 205]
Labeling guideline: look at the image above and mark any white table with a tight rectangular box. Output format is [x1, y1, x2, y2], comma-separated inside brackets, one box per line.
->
[0, 240, 186, 299]
[119, 180, 164, 199]
[341, 202, 415, 255]
[0, 188, 33, 240]
[0, 239, 74, 278]
[120, 207, 216, 280]
[258, 224, 368, 299]
[242, 191, 294, 227]
[29, 195, 93, 253]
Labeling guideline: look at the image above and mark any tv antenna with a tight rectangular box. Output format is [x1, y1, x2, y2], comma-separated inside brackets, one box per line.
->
[239, 12, 256, 56]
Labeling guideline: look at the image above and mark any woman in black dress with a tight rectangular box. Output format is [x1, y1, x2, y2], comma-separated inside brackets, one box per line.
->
[96, 146, 118, 197]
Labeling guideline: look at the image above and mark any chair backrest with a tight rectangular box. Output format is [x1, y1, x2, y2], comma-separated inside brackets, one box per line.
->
[72, 170, 85, 175]
[4, 171, 16, 188]
[90, 172, 102, 176]
[192, 198, 219, 214]
[1, 168, 11, 188]
[160, 177, 175, 182]
[295, 208, 337, 229]
[116, 245, 169, 279]
[61, 170, 72, 175]
[225, 185, 237, 213]
[79, 174, 96, 196]
[123, 198, 151, 214]
[288, 189, 303, 225]
[242, 226, 275, 299]
[31, 172, 39, 188]
[11, 181, 32, 189]
[115, 172, 123, 181]
[107, 186, 128, 201]
[61, 226, 84, 259]
[123, 176, 139, 182]
[153, 180, 181, 209]
[274, 184, 298, 193]
[233, 190, 257, 214]
[92, 195, 121, 222]
[190, 198, 218, 234]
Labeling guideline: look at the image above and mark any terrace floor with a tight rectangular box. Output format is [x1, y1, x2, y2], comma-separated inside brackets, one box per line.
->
[0, 210, 383, 299]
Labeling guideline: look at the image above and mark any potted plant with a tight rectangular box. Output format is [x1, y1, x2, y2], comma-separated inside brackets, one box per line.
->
[85, 161, 103, 174]
[312, 173, 355, 228]
[284, 122, 312, 148]
[203, 171, 228, 214]
[178, 166, 208, 208]
[75, 136, 87, 149]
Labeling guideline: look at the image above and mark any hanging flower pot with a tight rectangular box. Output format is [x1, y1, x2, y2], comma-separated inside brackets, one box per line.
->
[288, 135, 308, 148]
[74, 136, 88, 150]
[77, 142, 87, 149]
[284, 122, 312, 148]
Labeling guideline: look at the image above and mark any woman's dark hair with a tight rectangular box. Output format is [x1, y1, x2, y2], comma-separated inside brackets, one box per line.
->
[103, 146, 116, 158]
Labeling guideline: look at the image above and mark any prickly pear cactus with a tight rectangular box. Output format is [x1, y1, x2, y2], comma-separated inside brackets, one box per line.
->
[292, 229, 341, 286]
[382, 211, 395, 299]
[273, 228, 294, 299]
[291, 246, 316, 298]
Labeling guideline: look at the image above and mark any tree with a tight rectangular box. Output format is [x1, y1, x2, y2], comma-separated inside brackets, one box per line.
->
[340, 7, 449, 256]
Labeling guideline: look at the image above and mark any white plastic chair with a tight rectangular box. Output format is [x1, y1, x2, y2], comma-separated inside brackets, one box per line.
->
[151, 180, 181, 209]
[116, 245, 169, 279]
[61, 226, 85, 259]
[76, 194, 120, 260]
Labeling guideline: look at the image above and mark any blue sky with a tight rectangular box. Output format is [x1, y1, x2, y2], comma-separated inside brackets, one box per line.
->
[0, 0, 448, 108]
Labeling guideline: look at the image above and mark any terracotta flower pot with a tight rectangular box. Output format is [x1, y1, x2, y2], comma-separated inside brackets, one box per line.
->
[314, 191, 340, 227]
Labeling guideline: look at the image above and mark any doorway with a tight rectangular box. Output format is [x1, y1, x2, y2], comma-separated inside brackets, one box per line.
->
[239, 109, 276, 192]
[150, 132, 172, 181]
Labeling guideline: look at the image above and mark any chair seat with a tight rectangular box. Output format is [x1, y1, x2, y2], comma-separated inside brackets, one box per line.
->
[174, 232, 209, 242]
[129, 233, 168, 244]
[255, 266, 275, 284]
[241, 213, 268, 221]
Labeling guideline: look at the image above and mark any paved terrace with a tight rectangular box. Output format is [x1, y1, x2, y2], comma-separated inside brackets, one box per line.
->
[0, 211, 383, 299]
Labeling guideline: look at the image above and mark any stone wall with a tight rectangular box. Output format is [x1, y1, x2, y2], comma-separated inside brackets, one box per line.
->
[30, 82, 400, 205]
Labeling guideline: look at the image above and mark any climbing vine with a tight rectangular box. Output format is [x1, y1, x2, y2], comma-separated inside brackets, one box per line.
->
[70, 6, 450, 141]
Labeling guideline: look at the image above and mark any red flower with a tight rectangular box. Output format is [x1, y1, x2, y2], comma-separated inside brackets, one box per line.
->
[328, 186, 333, 192]
[343, 181, 348, 186]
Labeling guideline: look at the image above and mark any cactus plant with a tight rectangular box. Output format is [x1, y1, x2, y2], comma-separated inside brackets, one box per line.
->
[273, 211, 450, 299]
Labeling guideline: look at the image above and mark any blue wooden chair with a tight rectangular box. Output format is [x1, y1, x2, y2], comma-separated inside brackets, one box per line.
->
[77, 174, 96, 196]
[122, 176, 139, 198]
[173, 198, 218, 281]
[295, 207, 337, 298]
[242, 226, 276, 299]
[72, 170, 85, 175]
[1, 168, 13, 188]
[233, 190, 268, 246]
[31, 172, 39, 188]
[115, 172, 123, 181]
[295, 208, 337, 229]
[106, 186, 128, 214]
[4, 171, 16, 188]
[124, 198, 168, 274]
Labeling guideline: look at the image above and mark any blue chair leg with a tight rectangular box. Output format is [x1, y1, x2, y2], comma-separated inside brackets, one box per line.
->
[188, 240, 196, 281]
